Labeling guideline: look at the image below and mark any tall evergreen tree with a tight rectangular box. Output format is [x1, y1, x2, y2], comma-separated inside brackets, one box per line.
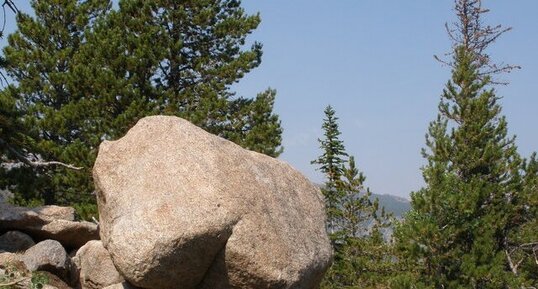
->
[1, 0, 110, 216]
[80, 0, 282, 155]
[0, 90, 28, 165]
[313, 106, 394, 288]
[393, 1, 536, 288]
[321, 156, 394, 289]
[505, 153, 538, 284]
[222, 89, 283, 157]
[312, 105, 348, 235]
[337, 156, 379, 238]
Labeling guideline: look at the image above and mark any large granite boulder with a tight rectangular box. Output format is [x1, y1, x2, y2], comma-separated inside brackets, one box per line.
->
[0, 203, 98, 249]
[93, 116, 332, 289]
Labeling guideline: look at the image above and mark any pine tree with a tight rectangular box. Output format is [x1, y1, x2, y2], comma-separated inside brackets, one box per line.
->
[313, 106, 394, 288]
[393, 1, 536, 287]
[338, 156, 378, 238]
[0, 90, 27, 164]
[79, 0, 283, 156]
[1, 0, 110, 216]
[505, 154, 538, 285]
[1, 1, 24, 162]
[312, 105, 347, 235]
[321, 156, 394, 289]
[222, 89, 283, 157]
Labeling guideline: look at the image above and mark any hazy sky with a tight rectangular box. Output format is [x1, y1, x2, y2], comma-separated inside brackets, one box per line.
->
[233, 1, 538, 198]
[2, 1, 537, 198]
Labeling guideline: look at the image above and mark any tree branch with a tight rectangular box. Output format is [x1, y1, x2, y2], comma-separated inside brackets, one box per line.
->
[0, 138, 83, 170]
[435, 0, 520, 84]
[505, 249, 519, 275]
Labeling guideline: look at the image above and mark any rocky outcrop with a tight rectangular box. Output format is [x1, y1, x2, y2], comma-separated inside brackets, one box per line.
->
[0, 203, 99, 248]
[93, 116, 332, 289]
[75, 240, 124, 289]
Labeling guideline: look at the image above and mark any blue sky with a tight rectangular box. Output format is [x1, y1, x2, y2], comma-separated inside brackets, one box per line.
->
[233, 1, 538, 198]
[2, 1, 537, 198]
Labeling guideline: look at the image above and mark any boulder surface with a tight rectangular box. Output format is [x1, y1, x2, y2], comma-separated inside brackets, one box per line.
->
[75, 240, 124, 289]
[21, 240, 72, 282]
[93, 116, 332, 289]
[32, 206, 75, 222]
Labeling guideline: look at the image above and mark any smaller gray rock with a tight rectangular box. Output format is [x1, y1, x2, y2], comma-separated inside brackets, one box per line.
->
[0, 231, 35, 253]
[76, 240, 124, 289]
[21, 240, 72, 282]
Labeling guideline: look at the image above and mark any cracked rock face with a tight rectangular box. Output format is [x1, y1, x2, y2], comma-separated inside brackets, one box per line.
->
[93, 116, 332, 289]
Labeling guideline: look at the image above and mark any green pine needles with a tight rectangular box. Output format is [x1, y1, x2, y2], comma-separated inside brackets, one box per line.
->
[312, 105, 348, 235]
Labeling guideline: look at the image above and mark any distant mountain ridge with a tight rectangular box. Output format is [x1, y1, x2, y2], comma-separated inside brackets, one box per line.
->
[372, 193, 411, 218]
[312, 183, 411, 218]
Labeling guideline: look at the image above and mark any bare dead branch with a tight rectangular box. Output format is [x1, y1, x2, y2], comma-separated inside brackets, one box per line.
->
[505, 249, 526, 276]
[435, 0, 520, 84]
[0, 138, 83, 170]
[519, 242, 538, 248]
